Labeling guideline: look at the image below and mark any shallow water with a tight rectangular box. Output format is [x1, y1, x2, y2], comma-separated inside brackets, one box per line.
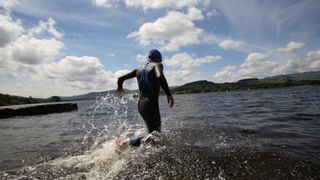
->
[0, 87, 319, 179]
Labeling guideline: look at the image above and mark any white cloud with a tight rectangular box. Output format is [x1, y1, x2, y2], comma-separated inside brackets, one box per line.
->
[8, 35, 64, 65]
[135, 54, 146, 62]
[237, 53, 277, 79]
[213, 49, 320, 83]
[165, 69, 192, 86]
[212, 53, 277, 83]
[0, 10, 146, 98]
[128, 8, 204, 51]
[275, 50, 320, 74]
[277, 41, 305, 53]
[218, 39, 245, 50]
[92, 0, 119, 8]
[0, 13, 64, 78]
[125, 0, 199, 9]
[44, 56, 115, 90]
[0, 0, 19, 9]
[28, 18, 64, 39]
[206, 10, 217, 19]
[0, 12, 24, 47]
[164, 52, 221, 69]
[212, 65, 236, 83]
[93, 0, 205, 9]
[0, 12, 120, 96]
[51, 56, 104, 79]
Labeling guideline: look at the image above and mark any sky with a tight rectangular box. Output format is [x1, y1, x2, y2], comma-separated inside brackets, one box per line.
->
[0, 0, 320, 98]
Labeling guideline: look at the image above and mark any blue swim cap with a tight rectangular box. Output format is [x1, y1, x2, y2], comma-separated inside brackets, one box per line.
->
[148, 49, 162, 62]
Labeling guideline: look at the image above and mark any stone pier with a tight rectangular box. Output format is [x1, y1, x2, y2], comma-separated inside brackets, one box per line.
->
[0, 102, 78, 119]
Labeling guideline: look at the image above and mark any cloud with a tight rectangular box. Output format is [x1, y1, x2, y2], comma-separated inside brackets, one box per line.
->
[237, 53, 277, 78]
[212, 65, 236, 83]
[128, 8, 204, 51]
[0, 10, 143, 97]
[212, 52, 277, 82]
[0, 0, 19, 9]
[28, 18, 64, 39]
[218, 39, 245, 50]
[93, 0, 205, 9]
[50, 56, 104, 80]
[44, 56, 116, 90]
[164, 52, 222, 69]
[275, 50, 320, 74]
[125, 0, 199, 9]
[135, 54, 146, 62]
[0, 12, 64, 78]
[276, 41, 305, 53]
[0, 11, 137, 97]
[92, 0, 119, 8]
[0, 12, 24, 47]
[206, 10, 218, 19]
[165, 69, 192, 86]
[8, 35, 64, 65]
[213, 49, 320, 83]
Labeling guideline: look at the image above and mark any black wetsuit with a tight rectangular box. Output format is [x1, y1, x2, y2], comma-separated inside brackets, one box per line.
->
[117, 62, 172, 133]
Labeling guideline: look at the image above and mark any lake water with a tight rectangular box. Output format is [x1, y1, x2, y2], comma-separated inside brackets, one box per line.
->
[0, 87, 319, 179]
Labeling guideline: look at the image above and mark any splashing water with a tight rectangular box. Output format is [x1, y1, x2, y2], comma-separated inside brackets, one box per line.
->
[50, 93, 145, 178]
[81, 93, 144, 150]
[2, 88, 319, 179]
[1, 93, 150, 179]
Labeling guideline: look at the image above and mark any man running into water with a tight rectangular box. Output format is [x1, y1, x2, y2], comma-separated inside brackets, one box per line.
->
[115, 49, 174, 149]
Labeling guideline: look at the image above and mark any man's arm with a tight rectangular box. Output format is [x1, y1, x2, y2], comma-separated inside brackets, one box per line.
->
[116, 69, 137, 96]
[117, 69, 137, 90]
[155, 64, 174, 108]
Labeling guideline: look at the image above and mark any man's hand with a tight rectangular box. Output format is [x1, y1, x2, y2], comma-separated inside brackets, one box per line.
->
[115, 88, 123, 97]
[167, 95, 174, 108]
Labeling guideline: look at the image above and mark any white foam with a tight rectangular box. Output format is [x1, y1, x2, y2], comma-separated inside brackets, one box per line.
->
[47, 93, 142, 179]
[50, 137, 131, 179]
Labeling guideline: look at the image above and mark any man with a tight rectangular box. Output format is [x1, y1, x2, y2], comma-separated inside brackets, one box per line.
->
[115, 49, 174, 147]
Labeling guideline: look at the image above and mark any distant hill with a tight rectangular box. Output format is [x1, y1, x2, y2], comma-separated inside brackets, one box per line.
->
[1, 71, 320, 106]
[171, 80, 215, 94]
[264, 71, 320, 81]
[0, 94, 61, 106]
[171, 71, 320, 95]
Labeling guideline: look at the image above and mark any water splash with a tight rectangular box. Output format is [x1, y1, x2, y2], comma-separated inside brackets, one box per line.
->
[81, 93, 142, 150]
[42, 93, 149, 179]
[1, 93, 147, 179]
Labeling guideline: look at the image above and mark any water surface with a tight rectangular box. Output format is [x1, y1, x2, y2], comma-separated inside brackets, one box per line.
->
[0, 87, 319, 179]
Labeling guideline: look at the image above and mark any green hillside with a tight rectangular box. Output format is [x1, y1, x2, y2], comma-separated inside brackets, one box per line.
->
[171, 78, 320, 94]
[0, 94, 61, 106]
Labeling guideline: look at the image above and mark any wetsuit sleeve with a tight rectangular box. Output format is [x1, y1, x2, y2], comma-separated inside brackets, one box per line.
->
[155, 64, 172, 96]
[117, 69, 137, 89]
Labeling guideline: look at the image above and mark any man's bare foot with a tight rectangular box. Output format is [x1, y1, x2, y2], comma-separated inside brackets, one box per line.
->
[115, 138, 129, 153]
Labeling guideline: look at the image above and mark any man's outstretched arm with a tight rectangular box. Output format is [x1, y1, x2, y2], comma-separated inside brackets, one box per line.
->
[116, 69, 137, 96]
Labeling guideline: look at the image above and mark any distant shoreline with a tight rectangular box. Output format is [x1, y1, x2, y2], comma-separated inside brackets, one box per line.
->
[169, 83, 320, 96]
[1, 70, 320, 106]
[1, 82, 320, 106]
